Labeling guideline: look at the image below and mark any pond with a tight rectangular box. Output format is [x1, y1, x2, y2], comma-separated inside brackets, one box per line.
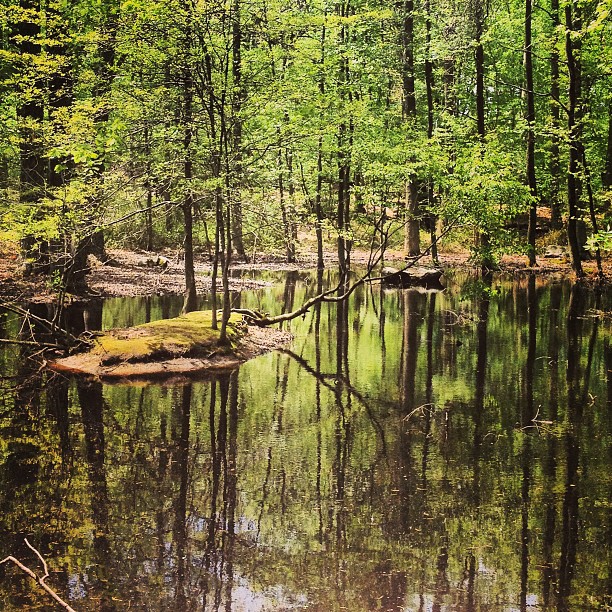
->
[0, 269, 610, 611]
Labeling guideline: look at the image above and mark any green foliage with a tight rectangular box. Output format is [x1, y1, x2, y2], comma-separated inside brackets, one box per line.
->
[0, 0, 611, 275]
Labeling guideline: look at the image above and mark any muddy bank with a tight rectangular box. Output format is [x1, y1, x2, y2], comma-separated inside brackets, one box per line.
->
[1, 245, 608, 304]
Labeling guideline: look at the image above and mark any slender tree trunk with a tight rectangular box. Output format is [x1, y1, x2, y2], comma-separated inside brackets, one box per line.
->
[401, 0, 419, 257]
[219, 102, 232, 344]
[230, 0, 245, 258]
[314, 21, 327, 270]
[603, 101, 612, 189]
[162, 59, 175, 234]
[424, 0, 438, 264]
[17, 0, 45, 274]
[278, 129, 296, 263]
[401, 0, 416, 118]
[144, 124, 154, 252]
[474, 0, 494, 268]
[525, 0, 538, 266]
[315, 135, 325, 269]
[182, 7, 197, 313]
[211, 192, 220, 330]
[286, 144, 298, 253]
[581, 151, 604, 278]
[219, 145, 232, 344]
[549, 0, 563, 229]
[565, 1, 585, 277]
[337, 3, 352, 274]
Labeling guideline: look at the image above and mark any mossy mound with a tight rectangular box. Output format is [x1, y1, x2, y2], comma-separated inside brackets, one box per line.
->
[49, 310, 290, 382]
[92, 310, 243, 366]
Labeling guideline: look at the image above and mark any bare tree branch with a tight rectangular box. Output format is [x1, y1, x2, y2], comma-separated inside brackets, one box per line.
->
[234, 218, 459, 326]
[1, 539, 77, 612]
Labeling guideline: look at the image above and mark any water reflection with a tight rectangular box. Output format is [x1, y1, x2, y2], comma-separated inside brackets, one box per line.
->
[0, 272, 610, 610]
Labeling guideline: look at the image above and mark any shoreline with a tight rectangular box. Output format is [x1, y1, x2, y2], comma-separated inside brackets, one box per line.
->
[0, 247, 608, 304]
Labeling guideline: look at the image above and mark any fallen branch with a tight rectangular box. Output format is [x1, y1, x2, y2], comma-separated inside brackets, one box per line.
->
[0, 302, 87, 353]
[1, 538, 76, 612]
[235, 217, 460, 327]
[0, 338, 64, 350]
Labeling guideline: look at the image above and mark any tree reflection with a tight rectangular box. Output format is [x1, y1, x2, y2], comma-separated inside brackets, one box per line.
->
[76, 379, 115, 611]
[0, 275, 611, 610]
[542, 282, 562, 605]
[172, 383, 191, 609]
[520, 274, 536, 610]
[471, 271, 491, 507]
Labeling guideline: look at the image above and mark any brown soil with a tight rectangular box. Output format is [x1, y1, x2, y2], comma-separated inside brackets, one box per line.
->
[0, 244, 609, 304]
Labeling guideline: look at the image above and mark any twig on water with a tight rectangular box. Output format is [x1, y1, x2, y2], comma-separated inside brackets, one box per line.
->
[0, 538, 76, 612]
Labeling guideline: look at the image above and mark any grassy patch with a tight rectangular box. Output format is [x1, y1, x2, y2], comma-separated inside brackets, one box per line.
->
[92, 310, 245, 365]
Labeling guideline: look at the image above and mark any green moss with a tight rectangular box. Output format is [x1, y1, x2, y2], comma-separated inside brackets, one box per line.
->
[91, 311, 245, 365]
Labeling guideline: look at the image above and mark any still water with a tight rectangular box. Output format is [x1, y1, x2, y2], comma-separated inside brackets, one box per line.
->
[0, 269, 610, 611]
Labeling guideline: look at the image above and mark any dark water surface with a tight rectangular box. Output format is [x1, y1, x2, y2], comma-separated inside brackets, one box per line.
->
[0, 270, 610, 610]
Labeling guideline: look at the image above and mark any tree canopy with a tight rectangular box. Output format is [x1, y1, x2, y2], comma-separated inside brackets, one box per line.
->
[1, 0, 611, 296]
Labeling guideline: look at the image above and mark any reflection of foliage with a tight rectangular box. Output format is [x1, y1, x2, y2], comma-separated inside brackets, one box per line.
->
[459, 277, 501, 301]
[0, 276, 610, 609]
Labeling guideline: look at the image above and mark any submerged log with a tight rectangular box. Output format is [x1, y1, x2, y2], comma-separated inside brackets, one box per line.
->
[49, 310, 291, 382]
[381, 266, 444, 289]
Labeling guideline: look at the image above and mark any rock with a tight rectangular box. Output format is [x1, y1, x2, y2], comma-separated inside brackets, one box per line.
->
[381, 266, 445, 289]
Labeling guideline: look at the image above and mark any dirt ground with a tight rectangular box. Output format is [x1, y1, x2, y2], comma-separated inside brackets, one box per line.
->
[0, 244, 609, 304]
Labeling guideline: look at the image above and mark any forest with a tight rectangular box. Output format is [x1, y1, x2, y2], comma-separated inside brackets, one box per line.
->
[0, 1, 612, 610]
[1, 0, 612, 305]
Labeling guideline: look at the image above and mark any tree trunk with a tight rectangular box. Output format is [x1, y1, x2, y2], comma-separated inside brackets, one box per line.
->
[315, 135, 325, 270]
[400, 0, 419, 257]
[581, 151, 603, 278]
[337, 4, 352, 274]
[565, 1, 585, 277]
[278, 130, 296, 264]
[525, 0, 538, 266]
[314, 22, 327, 270]
[144, 124, 154, 252]
[230, 0, 245, 258]
[17, 0, 45, 274]
[286, 143, 298, 256]
[403, 181, 420, 256]
[401, 0, 416, 118]
[424, 0, 438, 264]
[549, 0, 563, 229]
[603, 101, 612, 189]
[474, 0, 494, 268]
[182, 6, 197, 313]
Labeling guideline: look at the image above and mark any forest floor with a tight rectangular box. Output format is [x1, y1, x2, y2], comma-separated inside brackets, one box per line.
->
[0, 244, 609, 304]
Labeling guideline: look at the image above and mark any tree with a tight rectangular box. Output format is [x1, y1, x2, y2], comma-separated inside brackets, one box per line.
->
[524, 0, 537, 265]
[565, 0, 585, 277]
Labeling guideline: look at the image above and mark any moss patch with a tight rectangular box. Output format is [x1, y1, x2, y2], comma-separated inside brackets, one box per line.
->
[92, 310, 244, 365]
[49, 312, 292, 382]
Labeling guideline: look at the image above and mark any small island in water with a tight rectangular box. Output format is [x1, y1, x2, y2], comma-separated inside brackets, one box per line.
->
[50, 310, 292, 382]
